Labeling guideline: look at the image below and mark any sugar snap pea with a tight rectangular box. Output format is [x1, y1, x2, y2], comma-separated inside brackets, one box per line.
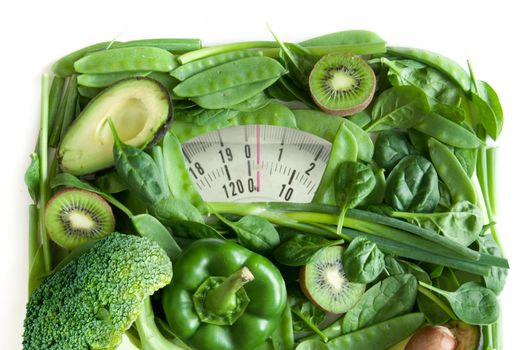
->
[191, 78, 279, 109]
[327, 313, 425, 350]
[428, 138, 477, 204]
[387, 46, 471, 92]
[300, 30, 385, 48]
[413, 112, 483, 148]
[173, 56, 285, 97]
[77, 85, 101, 98]
[74, 46, 177, 74]
[131, 214, 182, 262]
[52, 41, 119, 77]
[115, 38, 202, 52]
[77, 71, 151, 88]
[172, 50, 263, 80]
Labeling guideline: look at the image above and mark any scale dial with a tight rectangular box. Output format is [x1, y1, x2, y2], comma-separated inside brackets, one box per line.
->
[181, 125, 332, 202]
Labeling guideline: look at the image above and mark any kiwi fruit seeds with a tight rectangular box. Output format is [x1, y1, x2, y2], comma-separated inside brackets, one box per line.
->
[45, 188, 115, 250]
[309, 53, 376, 116]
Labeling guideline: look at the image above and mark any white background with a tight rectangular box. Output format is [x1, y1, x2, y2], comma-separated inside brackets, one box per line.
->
[1, 0, 525, 348]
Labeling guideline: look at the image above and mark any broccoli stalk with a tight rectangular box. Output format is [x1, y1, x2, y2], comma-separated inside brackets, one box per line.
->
[133, 297, 187, 350]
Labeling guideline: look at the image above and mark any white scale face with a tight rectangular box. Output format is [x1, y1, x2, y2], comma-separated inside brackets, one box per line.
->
[181, 125, 332, 202]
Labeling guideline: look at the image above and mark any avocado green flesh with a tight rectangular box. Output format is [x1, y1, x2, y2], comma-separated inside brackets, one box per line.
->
[59, 78, 171, 175]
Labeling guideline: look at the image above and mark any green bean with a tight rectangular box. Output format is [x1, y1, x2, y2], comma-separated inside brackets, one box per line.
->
[172, 50, 263, 80]
[77, 85, 101, 98]
[327, 313, 425, 350]
[271, 304, 295, 350]
[74, 46, 177, 74]
[413, 112, 483, 148]
[28, 205, 39, 271]
[115, 38, 201, 52]
[174, 56, 285, 97]
[191, 78, 279, 109]
[387, 46, 471, 92]
[52, 41, 120, 77]
[77, 71, 151, 88]
[178, 41, 279, 64]
[428, 138, 477, 204]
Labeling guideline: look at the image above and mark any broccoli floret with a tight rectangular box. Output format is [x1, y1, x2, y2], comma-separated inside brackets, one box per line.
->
[23, 232, 173, 350]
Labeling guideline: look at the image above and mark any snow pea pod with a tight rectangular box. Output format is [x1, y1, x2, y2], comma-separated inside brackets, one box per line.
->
[327, 313, 425, 350]
[52, 41, 119, 77]
[292, 109, 373, 162]
[387, 46, 471, 92]
[77, 86, 101, 98]
[74, 47, 177, 74]
[300, 30, 385, 48]
[115, 38, 201, 52]
[77, 71, 151, 88]
[413, 112, 483, 148]
[191, 78, 278, 109]
[428, 138, 477, 204]
[174, 56, 286, 97]
[172, 50, 263, 80]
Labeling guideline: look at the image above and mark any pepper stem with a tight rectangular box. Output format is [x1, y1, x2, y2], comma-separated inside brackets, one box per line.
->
[205, 267, 254, 315]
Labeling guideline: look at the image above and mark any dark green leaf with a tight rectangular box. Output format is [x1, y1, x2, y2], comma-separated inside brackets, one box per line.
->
[385, 155, 439, 212]
[342, 274, 417, 332]
[93, 171, 128, 194]
[150, 197, 204, 225]
[288, 288, 326, 334]
[335, 161, 376, 210]
[131, 214, 181, 261]
[274, 235, 343, 266]
[170, 220, 224, 240]
[479, 234, 507, 295]
[343, 236, 385, 284]
[368, 86, 429, 131]
[373, 131, 417, 172]
[392, 201, 483, 246]
[232, 215, 280, 253]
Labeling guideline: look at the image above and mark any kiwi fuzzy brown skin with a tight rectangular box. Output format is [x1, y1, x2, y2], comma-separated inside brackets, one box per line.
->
[45, 188, 115, 250]
[57, 77, 174, 176]
[309, 53, 376, 117]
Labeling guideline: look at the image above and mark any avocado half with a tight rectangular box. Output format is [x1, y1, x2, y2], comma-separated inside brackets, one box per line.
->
[59, 77, 173, 175]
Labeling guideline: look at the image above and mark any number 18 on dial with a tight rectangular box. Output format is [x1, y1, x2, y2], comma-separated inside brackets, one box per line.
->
[181, 125, 332, 202]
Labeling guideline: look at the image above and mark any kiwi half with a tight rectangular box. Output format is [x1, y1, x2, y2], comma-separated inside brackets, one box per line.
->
[309, 53, 376, 116]
[300, 246, 365, 314]
[45, 188, 115, 250]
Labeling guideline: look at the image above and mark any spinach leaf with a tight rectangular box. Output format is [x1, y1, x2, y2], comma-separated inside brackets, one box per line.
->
[170, 220, 224, 240]
[93, 171, 128, 194]
[471, 80, 503, 140]
[385, 155, 439, 212]
[367, 86, 429, 132]
[334, 161, 376, 234]
[373, 131, 417, 171]
[150, 197, 204, 225]
[274, 235, 344, 266]
[343, 236, 385, 284]
[109, 119, 169, 205]
[419, 281, 499, 325]
[230, 215, 280, 253]
[342, 273, 417, 332]
[358, 167, 386, 207]
[382, 58, 464, 107]
[131, 214, 182, 262]
[392, 201, 483, 247]
[479, 234, 507, 295]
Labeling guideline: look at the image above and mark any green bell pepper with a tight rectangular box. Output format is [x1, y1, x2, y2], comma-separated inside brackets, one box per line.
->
[162, 238, 287, 350]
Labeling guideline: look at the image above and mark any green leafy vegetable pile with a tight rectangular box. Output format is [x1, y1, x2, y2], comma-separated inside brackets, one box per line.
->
[24, 29, 507, 350]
